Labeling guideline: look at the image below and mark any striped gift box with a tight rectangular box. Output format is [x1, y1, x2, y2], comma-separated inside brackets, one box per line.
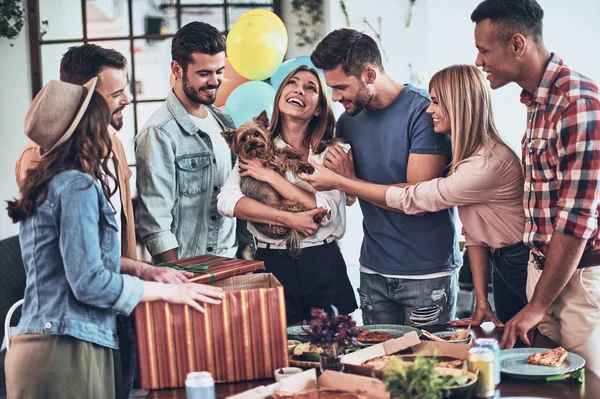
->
[134, 273, 289, 389]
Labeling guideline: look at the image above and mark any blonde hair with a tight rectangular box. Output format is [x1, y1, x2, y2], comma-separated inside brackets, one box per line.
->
[270, 65, 336, 153]
[429, 64, 512, 173]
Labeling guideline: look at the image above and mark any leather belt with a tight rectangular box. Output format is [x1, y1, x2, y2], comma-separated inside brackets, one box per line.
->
[256, 236, 335, 250]
[532, 249, 600, 270]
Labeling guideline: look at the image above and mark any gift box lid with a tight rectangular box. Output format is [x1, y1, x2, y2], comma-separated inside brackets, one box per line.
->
[158, 255, 264, 284]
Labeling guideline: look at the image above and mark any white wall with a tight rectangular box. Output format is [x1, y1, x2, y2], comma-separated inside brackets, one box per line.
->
[426, 0, 600, 153]
[0, 21, 31, 239]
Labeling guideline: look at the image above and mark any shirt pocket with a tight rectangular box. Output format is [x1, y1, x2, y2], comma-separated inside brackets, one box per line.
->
[100, 205, 119, 255]
[176, 154, 210, 196]
[526, 138, 555, 180]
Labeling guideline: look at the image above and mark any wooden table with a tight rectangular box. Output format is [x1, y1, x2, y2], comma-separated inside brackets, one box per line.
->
[147, 322, 599, 399]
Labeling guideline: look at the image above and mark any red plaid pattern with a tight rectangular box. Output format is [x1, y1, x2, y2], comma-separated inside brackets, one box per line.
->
[520, 54, 600, 257]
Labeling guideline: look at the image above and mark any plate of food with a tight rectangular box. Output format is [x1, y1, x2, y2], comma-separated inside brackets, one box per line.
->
[421, 325, 473, 344]
[356, 324, 422, 343]
[291, 342, 322, 362]
[287, 325, 310, 341]
[362, 355, 465, 371]
[499, 347, 586, 379]
[382, 355, 477, 399]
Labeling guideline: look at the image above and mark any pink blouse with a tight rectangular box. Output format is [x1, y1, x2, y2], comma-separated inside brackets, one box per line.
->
[386, 143, 526, 248]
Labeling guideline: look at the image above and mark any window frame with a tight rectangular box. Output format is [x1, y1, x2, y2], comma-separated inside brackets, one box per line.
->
[27, 0, 282, 138]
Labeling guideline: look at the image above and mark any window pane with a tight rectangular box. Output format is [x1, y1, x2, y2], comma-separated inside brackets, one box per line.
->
[136, 102, 164, 134]
[227, 6, 274, 28]
[117, 105, 136, 165]
[228, 0, 273, 4]
[132, 39, 172, 101]
[181, 0, 224, 4]
[181, 7, 225, 31]
[133, 0, 178, 37]
[86, 0, 130, 39]
[39, 0, 83, 41]
[41, 43, 84, 84]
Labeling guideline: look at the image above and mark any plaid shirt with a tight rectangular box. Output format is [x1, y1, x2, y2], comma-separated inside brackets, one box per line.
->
[520, 53, 600, 257]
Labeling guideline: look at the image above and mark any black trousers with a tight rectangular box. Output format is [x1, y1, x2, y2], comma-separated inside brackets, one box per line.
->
[256, 240, 357, 325]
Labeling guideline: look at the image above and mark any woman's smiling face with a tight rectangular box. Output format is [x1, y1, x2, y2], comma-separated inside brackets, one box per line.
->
[278, 70, 322, 120]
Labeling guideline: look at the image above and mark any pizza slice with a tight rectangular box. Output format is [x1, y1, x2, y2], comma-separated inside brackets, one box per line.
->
[526, 347, 568, 367]
[356, 328, 394, 343]
[362, 355, 394, 370]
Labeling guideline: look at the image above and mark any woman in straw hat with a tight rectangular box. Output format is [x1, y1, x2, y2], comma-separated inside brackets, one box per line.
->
[300, 64, 529, 328]
[5, 79, 225, 398]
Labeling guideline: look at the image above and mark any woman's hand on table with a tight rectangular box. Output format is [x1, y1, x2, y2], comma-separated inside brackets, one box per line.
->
[449, 300, 504, 328]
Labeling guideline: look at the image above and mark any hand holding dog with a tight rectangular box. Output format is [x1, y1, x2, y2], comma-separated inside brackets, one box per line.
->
[285, 207, 326, 237]
[299, 161, 344, 191]
[239, 158, 279, 185]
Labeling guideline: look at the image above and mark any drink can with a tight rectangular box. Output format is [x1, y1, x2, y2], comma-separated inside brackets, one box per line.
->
[474, 338, 501, 386]
[185, 371, 215, 399]
[468, 347, 496, 398]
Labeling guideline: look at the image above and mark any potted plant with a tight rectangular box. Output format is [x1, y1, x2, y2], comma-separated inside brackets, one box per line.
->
[306, 306, 360, 372]
[0, 0, 25, 41]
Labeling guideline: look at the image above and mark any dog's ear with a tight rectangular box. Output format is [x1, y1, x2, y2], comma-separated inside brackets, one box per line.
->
[221, 129, 236, 147]
[254, 110, 270, 128]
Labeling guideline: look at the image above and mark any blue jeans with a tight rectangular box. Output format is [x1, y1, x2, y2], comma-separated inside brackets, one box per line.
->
[489, 242, 529, 323]
[359, 271, 457, 326]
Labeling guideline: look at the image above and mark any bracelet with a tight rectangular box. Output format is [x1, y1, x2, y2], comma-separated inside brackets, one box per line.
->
[268, 208, 272, 228]
[476, 299, 489, 304]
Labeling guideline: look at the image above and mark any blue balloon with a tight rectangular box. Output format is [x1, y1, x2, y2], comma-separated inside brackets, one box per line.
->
[224, 81, 276, 127]
[269, 56, 331, 96]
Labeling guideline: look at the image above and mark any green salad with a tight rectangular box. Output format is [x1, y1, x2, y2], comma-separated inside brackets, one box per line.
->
[383, 355, 470, 399]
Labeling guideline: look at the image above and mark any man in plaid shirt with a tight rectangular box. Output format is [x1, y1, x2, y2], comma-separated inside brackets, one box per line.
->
[472, 0, 600, 375]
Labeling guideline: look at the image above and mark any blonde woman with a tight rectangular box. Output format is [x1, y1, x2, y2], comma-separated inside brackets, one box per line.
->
[301, 64, 529, 326]
[218, 65, 357, 325]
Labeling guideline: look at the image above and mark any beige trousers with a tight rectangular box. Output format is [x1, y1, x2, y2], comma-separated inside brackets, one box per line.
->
[526, 259, 600, 376]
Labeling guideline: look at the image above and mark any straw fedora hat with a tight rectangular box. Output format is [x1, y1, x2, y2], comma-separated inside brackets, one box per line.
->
[24, 77, 98, 157]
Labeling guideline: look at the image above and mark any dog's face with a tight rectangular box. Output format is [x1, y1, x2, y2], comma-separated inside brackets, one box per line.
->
[221, 110, 271, 159]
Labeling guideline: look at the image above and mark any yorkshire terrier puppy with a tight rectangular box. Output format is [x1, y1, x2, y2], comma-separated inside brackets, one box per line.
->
[221, 111, 331, 256]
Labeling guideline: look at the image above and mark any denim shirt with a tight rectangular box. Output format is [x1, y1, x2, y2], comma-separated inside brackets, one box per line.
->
[136, 91, 253, 259]
[16, 170, 145, 349]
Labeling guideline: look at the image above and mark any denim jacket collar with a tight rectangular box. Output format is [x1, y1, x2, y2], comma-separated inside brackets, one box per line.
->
[166, 90, 235, 136]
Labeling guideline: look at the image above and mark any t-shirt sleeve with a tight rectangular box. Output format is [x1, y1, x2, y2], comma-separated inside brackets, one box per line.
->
[408, 102, 451, 157]
[335, 118, 346, 140]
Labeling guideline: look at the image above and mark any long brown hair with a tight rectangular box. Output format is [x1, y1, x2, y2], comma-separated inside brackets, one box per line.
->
[7, 91, 117, 222]
[269, 65, 336, 154]
[428, 64, 514, 173]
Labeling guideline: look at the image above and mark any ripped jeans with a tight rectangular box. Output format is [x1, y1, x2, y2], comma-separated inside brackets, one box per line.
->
[358, 271, 457, 326]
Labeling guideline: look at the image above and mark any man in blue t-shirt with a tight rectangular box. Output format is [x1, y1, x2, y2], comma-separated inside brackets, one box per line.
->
[310, 29, 462, 326]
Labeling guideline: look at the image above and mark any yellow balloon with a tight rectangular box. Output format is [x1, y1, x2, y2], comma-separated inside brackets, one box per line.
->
[240, 9, 288, 50]
[227, 14, 287, 81]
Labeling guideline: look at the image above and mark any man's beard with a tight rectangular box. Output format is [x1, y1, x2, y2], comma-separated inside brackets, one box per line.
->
[182, 73, 218, 105]
[346, 82, 373, 116]
[110, 106, 125, 131]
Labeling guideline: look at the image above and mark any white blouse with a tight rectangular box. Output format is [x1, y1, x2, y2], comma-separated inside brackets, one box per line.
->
[217, 137, 347, 246]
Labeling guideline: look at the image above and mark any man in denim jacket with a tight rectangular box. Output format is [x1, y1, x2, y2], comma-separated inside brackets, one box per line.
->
[136, 22, 253, 264]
